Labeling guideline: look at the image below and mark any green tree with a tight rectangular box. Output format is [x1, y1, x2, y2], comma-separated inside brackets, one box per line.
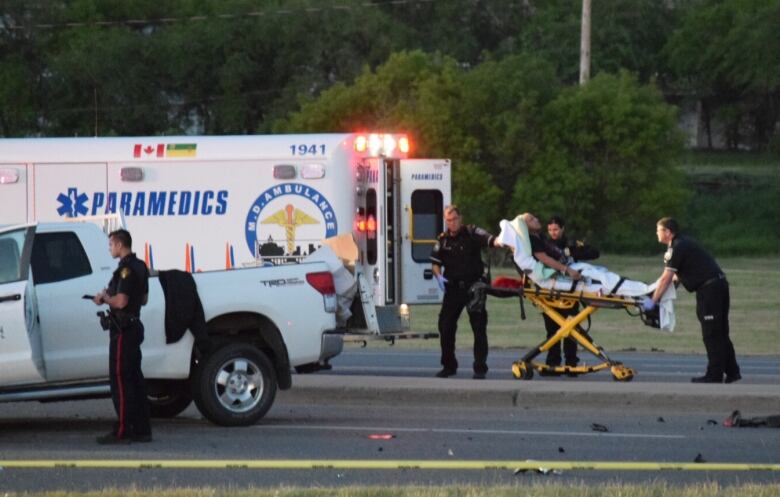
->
[665, 0, 780, 149]
[511, 72, 688, 251]
[521, 0, 680, 84]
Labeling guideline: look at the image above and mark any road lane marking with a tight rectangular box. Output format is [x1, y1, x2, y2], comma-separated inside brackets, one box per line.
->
[252, 424, 685, 439]
[1, 459, 778, 471]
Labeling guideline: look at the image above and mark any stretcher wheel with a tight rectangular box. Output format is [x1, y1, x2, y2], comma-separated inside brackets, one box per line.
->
[610, 364, 635, 382]
[512, 361, 534, 380]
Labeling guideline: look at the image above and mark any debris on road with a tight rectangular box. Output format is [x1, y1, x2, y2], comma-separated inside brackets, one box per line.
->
[723, 410, 780, 428]
[694, 453, 706, 463]
[591, 423, 609, 432]
[367, 434, 395, 440]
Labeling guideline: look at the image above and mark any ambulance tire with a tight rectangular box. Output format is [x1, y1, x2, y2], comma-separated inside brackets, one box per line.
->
[147, 380, 193, 418]
[192, 343, 277, 427]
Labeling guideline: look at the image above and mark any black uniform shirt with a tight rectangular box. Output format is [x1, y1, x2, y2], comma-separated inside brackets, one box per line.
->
[664, 235, 722, 292]
[107, 253, 149, 317]
[430, 225, 494, 282]
[550, 234, 600, 262]
[529, 233, 566, 264]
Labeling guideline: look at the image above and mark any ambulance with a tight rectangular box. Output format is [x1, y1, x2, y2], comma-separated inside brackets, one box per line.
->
[0, 133, 451, 335]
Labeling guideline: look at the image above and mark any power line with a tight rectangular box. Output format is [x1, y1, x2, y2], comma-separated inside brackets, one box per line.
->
[3, 0, 445, 30]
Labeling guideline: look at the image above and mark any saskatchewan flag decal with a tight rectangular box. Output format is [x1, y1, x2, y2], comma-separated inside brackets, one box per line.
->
[166, 143, 197, 157]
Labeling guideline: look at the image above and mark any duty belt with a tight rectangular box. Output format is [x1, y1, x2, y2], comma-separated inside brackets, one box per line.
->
[698, 273, 726, 290]
[446, 279, 478, 290]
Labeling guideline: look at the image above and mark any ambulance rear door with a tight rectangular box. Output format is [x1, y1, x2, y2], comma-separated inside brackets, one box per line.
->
[399, 159, 451, 304]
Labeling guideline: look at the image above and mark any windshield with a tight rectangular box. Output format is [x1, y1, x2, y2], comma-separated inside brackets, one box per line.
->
[0, 228, 30, 284]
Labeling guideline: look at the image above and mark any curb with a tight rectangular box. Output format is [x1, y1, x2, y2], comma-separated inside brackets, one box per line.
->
[279, 375, 780, 412]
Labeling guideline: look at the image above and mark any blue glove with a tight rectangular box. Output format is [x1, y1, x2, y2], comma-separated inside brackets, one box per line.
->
[435, 274, 448, 291]
[641, 296, 656, 312]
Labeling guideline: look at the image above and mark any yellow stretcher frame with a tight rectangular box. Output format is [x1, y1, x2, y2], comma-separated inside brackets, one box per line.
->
[485, 276, 643, 381]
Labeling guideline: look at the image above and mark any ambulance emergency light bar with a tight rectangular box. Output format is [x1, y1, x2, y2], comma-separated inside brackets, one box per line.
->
[353, 133, 410, 157]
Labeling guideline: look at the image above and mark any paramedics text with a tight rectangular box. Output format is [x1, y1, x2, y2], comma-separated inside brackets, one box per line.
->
[57, 187, 228, 217]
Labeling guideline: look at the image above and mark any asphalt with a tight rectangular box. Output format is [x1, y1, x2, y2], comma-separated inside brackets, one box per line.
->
[281, 374, 780, 412]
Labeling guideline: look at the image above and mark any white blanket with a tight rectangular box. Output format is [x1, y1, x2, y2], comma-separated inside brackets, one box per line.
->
[497, 217, 676, 331]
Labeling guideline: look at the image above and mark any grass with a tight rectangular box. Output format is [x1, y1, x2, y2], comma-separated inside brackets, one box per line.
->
[9, 484, 780, 497]
[393, 255, 780, 356]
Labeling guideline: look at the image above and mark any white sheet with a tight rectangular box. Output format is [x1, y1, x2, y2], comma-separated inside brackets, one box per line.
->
[497, 217, 676, 331]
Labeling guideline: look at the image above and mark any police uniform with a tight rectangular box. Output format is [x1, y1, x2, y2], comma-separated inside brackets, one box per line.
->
[105, 252, 151, 441]
[665, 235, 740, 382]
[430, 225, 494, 376]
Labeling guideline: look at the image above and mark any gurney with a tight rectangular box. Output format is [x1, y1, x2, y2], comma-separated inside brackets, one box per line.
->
[473, 216, 676, 381]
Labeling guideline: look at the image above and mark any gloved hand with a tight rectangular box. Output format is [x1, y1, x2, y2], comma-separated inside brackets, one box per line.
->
[435, 274, 448, 291]
[641, 296, 656, 312]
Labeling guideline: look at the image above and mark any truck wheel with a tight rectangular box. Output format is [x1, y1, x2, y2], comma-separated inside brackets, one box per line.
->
[192, 343, 277, 426]
[147, 380, 193, 418]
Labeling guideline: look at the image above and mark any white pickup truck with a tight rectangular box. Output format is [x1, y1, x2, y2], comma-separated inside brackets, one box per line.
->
[0, 220, 343, 426]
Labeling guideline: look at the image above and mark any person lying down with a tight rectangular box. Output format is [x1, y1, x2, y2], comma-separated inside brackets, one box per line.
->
[494, 215, 676, 331]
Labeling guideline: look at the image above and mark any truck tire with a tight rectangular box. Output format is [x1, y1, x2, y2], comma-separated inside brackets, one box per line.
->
[147, 380, 193, 418]
[191, 343, 277, 426]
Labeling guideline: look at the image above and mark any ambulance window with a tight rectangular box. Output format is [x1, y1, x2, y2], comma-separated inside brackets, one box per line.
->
[366, 188, 377, 265]
[31, 232, 92, 284]
[411, 190, 443, 262]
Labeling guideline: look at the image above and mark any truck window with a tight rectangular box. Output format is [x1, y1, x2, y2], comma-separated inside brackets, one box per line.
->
[411, 190, 443, 262]
[31, 232, 92, 284]
[0, 229, 28, 284]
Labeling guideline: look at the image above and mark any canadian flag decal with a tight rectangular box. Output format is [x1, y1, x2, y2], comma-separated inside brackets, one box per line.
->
[133, 144, 165, 158]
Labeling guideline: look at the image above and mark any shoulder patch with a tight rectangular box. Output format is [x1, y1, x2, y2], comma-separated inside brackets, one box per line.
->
[120, 267, 131, 279]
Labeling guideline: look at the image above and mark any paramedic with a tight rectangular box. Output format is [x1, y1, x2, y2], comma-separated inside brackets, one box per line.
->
[430, 205, 496, 379]
[92, 229, 152, 443]
[645, 217, 740, 384]
[543, 216, 600, 369]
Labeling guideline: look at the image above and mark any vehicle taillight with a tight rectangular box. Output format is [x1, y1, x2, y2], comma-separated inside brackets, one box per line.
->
[307, 271, 335, 295]
[366, 214, 377, 240]
[307, 271, 337, 313]
[355, 213, 366, 232]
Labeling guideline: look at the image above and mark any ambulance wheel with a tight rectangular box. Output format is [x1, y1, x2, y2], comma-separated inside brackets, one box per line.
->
[147, 380, 192, 418]
[611, 364, 635, 382]
[512, 361, 534, 380]
[192, 343, 277, 426]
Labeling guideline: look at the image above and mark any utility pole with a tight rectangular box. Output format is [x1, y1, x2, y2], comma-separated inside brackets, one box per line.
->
[579, 0, 591, 85]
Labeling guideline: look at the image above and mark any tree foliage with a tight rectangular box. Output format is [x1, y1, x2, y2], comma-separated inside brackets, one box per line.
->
[665, 0, 780, 149]
[511, 72, 688, 251]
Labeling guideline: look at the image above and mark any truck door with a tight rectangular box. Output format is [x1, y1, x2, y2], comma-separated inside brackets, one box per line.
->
[399, 159, 451, 304]
[0, 225, 46, 386]
[33, 163, 107, 221]
[0, 164, 28, 224]
[30, 229, 110, 381]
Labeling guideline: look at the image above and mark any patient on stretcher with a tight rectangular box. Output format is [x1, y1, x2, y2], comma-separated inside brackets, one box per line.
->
[495, 214, 676, 331]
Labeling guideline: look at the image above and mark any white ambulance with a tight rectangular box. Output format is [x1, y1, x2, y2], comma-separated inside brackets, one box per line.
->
[0, 132, 451, 335]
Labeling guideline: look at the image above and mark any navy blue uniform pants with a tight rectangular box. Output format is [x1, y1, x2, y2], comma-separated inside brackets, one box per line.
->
[542, 303, 580, 367]
[109, 321, 151, 438]
[438, 285, 488, 374]
[696, 280, 740, 379]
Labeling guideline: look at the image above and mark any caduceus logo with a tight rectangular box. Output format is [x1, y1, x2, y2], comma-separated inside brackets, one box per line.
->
[244, 183, 338, 257]
[261, 204, 319, 254]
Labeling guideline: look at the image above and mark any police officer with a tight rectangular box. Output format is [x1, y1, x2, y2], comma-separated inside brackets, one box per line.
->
[543, 216, 600, 370]
[92, 229, 152, 443]
[430, 205, 495, 379]
[645, 217, 740, 383]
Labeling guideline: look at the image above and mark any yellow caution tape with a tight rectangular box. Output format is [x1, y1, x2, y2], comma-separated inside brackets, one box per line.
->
[0, 460, 778, 471]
